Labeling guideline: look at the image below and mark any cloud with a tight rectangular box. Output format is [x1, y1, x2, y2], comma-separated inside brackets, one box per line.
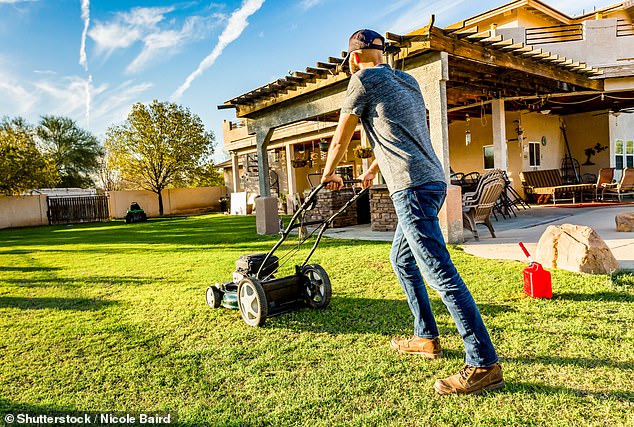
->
[79, 0, 90, 71]
[0, 63, 152, 137]
[90, 80, 154, 135]
[300, 0, 322, 10]
[172, 0, 265, 100]
[126, 15, 214, 74]
[0, 70, 38, 114]
[88, 6, 173, 56]
[0, 0, 36, 3]
[387, 0, 471, 33]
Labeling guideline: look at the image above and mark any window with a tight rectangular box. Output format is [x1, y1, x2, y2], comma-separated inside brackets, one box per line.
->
[483, 145, 494, 169]
[528, 141, 541, 167]
[615, 139, 634, 170]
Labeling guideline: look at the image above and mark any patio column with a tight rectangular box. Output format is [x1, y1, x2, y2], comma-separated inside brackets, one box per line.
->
[285, 143, 297, 214]
[492, 98, 508, 171]
[409, 51, 463, 244]
[231, 152, 240, 193]
[255, 127, 279, 234]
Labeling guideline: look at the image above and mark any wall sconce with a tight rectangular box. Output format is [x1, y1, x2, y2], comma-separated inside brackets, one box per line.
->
[465, 114, 471, 146]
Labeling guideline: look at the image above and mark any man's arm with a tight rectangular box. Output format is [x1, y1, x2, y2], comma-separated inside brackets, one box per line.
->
[358, 159, 379, 189]
[321, 113, 359, 190]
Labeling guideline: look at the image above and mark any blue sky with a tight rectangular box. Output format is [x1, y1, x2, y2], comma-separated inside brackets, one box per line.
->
[0, 0, 616, 162]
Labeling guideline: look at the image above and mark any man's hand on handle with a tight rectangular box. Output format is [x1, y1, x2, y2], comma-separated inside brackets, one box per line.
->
[357, 169, 376, 189]
[321, 173, 344, 191]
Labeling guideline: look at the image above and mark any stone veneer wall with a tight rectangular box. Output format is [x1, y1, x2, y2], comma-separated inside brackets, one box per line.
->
[370, 185, 397, 231]
[305, 188, 358, 228]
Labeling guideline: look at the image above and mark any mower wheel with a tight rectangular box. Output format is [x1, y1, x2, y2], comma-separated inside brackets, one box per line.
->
[238, 277, 268, 326]
[205, 286, 222, 309]
[301, 264, 331, 308]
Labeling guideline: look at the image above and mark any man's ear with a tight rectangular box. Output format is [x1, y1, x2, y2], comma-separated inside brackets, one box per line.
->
[352, 51, 360, 65]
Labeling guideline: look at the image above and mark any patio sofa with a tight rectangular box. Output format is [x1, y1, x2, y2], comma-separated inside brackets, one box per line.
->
[519, 169, 594, 204]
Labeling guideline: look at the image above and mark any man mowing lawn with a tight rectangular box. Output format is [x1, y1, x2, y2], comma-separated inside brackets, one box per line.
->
[321, 29, 504, 395]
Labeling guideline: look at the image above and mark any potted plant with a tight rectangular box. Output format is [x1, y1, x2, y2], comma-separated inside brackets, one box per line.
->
[354, 145, 373, 159]
[319, 139, 330, 152]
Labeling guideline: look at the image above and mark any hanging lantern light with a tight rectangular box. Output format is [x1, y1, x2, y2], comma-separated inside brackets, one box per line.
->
[465, 114, 471, 146]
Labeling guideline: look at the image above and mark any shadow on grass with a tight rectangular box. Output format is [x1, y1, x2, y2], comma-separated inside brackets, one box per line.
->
[4, 275, 159, 288]
[0, 296, 117, 311]
[0, 266, 62, 272]
[611, 272, 634, 287]
[508, 354, 634, 372]
[503, 380, 634, 402]
[266, 296, 516, 336]
[554, 291, 634, 303]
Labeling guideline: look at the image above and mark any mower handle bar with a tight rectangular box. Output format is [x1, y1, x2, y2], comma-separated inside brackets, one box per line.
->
[255, 179, 367, 279]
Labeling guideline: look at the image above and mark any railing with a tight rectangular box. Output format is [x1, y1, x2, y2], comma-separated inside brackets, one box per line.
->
[229, 119, 246, 130]
[47, 195, 109, 225]
[525, 24, 583, 45]
[617, 19, 634, 37]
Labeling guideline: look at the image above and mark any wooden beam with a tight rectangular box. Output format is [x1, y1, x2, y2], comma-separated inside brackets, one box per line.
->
[466, 30, 493, 42]
[316, 61, 337, 70]
[511, 46, 534, 55]
[328, 57, 344, 64]
[454, 26, 479, 39]
[500, 42, 525, 52]
[306, 66, 329, 76]
[480, 35, 504, 45]
[429, 27, 602, 91]
[491, 38, 514, 48]
[521, 48, 543, 57]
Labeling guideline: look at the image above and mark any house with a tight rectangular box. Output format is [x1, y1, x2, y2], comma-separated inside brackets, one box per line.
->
[220, 0, 634, 242]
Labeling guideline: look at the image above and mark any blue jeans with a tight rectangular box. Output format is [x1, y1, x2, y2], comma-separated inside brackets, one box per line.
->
[390, 181, 498, 367]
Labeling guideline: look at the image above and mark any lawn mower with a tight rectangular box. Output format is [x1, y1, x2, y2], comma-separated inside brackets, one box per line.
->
[206, 180, 369, 326]
[124, 202, 147, 224]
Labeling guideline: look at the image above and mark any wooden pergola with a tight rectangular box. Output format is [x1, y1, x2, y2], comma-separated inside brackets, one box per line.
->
[222, 17, 604, 239]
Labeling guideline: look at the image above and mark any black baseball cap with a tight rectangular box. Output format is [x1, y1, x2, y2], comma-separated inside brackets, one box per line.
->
[342, 29, 385, 69]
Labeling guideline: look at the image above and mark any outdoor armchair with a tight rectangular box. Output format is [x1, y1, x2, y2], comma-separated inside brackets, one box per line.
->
[462, 174, 506, 240]
[601, 168, 634, 201]
[594, 168, 615, 201]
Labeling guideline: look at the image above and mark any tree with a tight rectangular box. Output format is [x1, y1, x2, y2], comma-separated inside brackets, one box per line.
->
[173, 161, 225, 188]
[105, 100, 215, 216]
[37, 115, 103, 188]
[0, 117, 58, 195]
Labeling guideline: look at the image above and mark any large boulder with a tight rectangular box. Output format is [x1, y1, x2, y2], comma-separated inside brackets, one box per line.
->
[535, 224, 619, 274]
[615, 212, 634, 232]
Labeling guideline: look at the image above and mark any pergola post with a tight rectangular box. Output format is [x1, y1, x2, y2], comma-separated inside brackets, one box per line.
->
[255, 127, 279, 234]
[285, 143, 297, 214]
[409, 51, 463, 244]
[231, 152, 240, 193]
[492, 98, 508, 171]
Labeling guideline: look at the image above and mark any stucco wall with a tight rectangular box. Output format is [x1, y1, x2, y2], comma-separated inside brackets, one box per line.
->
[448, 110, 611, 194]
[107, 186, 227, 218]
[531, 19, 634, 67]
[610, 113, 634, 181]
[0, 195, 48, 229]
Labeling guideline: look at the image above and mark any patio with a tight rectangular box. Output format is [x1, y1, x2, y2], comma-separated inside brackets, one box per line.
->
[320, 202, 634, 271]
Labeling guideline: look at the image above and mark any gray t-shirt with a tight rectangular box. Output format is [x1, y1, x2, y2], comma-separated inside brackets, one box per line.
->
[341, 63, 445, 194]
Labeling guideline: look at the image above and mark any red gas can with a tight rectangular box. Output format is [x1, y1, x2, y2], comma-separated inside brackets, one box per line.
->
[519, 242, 552, 299]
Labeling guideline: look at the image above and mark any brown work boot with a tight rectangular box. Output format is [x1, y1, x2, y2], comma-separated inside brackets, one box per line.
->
[434, 363, 505, 395]
[390, 336, 442, 359]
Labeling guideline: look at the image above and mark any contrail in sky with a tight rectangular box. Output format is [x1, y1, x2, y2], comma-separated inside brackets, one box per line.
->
[85, 74, 92, 129]
[171, 0, 265, 100]
[79, 0, 91, 129]
[79, 0, 90, 71]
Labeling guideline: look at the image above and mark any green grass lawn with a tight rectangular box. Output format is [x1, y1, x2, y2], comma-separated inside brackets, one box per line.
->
[1, 214, 633, 426]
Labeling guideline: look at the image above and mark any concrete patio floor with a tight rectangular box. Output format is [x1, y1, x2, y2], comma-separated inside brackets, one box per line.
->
[320, 203, 634, 271]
